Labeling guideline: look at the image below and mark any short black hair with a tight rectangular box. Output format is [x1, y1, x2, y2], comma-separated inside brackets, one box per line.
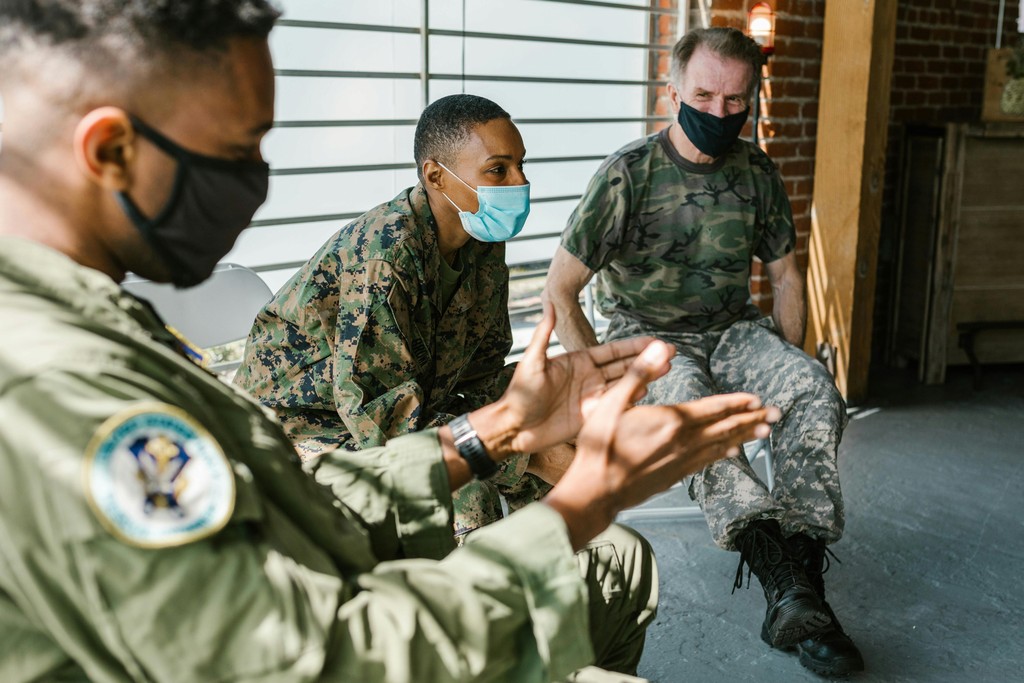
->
[0, 0, 280, 64]
[671, 27, 764, 100]
[413, 94, 511, 179]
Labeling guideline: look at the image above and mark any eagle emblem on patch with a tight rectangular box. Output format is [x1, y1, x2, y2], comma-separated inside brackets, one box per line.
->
[84, 403, 235, 548]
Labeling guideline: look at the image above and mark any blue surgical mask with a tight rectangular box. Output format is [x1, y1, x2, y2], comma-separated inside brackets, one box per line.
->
[437, 162, 530, 242]
[677, 100, 749, 159]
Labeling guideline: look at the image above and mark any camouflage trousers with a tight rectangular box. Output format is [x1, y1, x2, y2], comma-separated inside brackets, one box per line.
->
[606, 315, 848, 551]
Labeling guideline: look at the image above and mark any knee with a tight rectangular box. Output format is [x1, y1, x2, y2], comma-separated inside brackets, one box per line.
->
[580, 524, 658, 603]
[587, 523, 654, 560]
[789, 357, 845, 415]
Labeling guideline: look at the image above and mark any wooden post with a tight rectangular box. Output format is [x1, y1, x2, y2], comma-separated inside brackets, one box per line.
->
[805, 0, 897, 402]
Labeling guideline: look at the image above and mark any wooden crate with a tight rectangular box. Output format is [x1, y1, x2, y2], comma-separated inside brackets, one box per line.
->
[929, 124, 1024, 381]
[981, 48, 1024, 122]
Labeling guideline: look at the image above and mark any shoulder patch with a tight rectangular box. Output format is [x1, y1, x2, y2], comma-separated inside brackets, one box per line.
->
[83, 403, 235, 548]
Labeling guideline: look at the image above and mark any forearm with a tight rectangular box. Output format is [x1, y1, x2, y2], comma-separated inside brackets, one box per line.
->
[71, 506, 589, 683]
[772, 287, 806, 347]
[543, 247, 601, 351]
[544, 289, 600, 351]
[323, 503, 592, 681]
[764, 253, 807, 348]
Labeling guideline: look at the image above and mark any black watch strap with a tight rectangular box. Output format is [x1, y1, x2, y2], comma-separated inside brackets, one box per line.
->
[450, 414, 498, 480]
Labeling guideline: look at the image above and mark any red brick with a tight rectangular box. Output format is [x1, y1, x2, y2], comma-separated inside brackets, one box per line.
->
[765, 140, 799, 159]
[781, 38, 822, 60]
[768, 57, 802, 79]
[776, 79, 819, 99]
[779, 159, 813, 178]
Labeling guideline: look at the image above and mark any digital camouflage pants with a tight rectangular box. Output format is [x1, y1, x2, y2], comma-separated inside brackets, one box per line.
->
[606, 315, 848, 551]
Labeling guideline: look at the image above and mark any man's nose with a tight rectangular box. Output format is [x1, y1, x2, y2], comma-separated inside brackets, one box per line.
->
[708, 97, 727, 118]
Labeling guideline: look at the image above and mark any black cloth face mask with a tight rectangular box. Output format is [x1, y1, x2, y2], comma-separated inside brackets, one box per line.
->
[117, 115, 270, 288]
[676, 100, 750, 159]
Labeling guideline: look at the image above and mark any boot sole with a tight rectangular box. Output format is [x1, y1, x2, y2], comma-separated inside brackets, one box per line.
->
[798, 649, 865, 678]
[760, 611, 865, 676]
[766, 600, 831, 648]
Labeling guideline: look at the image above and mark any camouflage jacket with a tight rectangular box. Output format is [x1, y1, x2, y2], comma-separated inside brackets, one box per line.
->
[236, 184, 536, 536]
[560, 128, 796, 334]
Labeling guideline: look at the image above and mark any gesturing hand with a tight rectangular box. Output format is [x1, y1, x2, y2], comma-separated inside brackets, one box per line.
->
[493, 303, 670, 456]
[544, 341, 780, 550]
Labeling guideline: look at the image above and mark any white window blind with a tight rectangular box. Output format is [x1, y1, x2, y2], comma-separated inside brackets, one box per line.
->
[235, 0, 681, 294]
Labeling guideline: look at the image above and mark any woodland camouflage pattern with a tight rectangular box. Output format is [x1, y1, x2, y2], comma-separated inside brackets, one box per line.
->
[237, 184, 544, 537]
[560, 129, 795, 333]
[563, 130, 845, 551]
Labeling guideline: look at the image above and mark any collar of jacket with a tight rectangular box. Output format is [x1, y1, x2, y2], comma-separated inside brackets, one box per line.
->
[0, 236, 183, 350]
[408, 183, 483, 319]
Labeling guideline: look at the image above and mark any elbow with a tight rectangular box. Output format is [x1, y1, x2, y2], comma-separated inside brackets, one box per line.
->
[541, 284, 574, 314]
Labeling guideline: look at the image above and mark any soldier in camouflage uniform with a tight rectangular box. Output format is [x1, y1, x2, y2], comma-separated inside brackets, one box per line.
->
[543, 28, 864, 677]
[0, 4, 781, 680]
[237, 96, 553, 540]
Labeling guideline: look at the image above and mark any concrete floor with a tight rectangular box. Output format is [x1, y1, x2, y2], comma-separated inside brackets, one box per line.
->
[626, 364, 1024, 682]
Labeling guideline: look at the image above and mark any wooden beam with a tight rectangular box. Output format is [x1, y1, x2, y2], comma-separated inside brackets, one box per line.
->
[805, 0, 897, 402]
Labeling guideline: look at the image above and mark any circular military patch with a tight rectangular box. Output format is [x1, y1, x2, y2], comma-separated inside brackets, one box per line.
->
[83, 403, 235, 548]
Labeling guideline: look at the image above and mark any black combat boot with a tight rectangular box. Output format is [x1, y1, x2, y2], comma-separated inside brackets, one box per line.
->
[786, 534, 864, 676]
[733, 519, 831, 648]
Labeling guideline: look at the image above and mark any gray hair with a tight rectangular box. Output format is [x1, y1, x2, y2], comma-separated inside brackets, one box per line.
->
[670, 27, 765, 100]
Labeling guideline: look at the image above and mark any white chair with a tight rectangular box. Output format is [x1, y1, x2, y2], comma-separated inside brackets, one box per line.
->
[122, 263, 273, 372]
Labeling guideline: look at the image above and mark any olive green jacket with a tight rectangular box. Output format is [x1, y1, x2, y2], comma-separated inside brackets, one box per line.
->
[0, 237, 591, 682]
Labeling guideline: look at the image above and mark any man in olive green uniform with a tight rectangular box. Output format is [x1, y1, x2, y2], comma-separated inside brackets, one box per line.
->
[236, 95, 550, 540]
[0, 3, 778, 682]
[543, 28, 863, 677]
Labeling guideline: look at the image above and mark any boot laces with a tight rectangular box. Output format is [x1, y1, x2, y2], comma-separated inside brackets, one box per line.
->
[732, 525, 805, 595]
[791, 535, 841, 575]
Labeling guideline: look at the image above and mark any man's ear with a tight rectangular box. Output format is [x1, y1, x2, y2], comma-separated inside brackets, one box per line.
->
[422, 159, 445, 190]
[666, 82, 682, 114]
[73, 107, 135, 191]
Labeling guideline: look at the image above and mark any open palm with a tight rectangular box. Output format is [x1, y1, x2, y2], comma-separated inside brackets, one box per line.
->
[502, 304, 668, 455]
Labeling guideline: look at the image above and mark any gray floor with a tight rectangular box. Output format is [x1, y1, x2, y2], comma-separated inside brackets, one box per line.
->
[627, 364, 1024, 682]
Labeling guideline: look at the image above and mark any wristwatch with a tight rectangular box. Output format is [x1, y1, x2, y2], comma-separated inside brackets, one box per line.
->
[449, 414, 498, 480]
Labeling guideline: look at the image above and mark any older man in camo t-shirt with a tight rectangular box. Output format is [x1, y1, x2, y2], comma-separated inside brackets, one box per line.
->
[543, 27, 863, 678]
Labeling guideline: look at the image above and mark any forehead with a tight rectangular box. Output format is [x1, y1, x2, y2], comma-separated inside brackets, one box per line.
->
[456, 117, 525, 161]
[681, 46, 752, 93]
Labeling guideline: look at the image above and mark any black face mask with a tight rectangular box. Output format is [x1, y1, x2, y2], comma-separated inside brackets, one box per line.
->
[117, 115, 269, 288]
[676, 100, 750, 159]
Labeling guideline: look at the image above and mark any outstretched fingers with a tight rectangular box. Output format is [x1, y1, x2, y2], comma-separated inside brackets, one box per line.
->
[578, 341, 675, 443]
[693, 405, 779, 446]
[627, 407, 777, 495]
[521, 302, 557, 369]
[580, 340, 673, 418]
[591, 339, 675, 397]
[672, 392, 772, 426]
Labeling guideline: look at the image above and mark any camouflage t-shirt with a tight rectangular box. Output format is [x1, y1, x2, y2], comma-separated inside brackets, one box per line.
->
[236, 184, 540, 537]
[561, 128, 796, 334]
